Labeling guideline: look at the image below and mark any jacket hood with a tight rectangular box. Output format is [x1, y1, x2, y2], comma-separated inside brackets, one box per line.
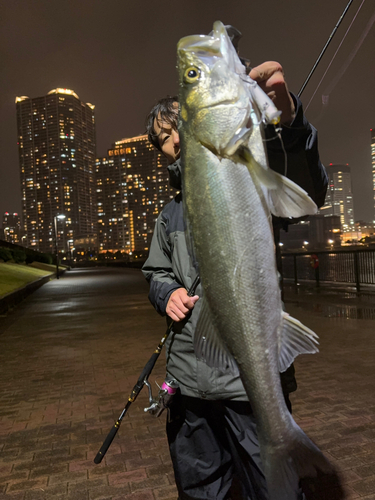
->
[167, 159, 182, 190]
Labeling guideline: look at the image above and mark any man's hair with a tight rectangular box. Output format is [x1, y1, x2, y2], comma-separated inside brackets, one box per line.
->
[145, 96, 178, 151]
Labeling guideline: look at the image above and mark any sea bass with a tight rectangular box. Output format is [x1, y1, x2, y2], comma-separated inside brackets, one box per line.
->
[177, 21, 335, 500]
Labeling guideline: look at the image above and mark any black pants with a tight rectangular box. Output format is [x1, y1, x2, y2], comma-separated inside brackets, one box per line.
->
[167, 394, 303, 500]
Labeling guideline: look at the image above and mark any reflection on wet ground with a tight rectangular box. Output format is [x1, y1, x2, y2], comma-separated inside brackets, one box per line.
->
[283, 283, 375, 320]
[285, 300, 375, 320]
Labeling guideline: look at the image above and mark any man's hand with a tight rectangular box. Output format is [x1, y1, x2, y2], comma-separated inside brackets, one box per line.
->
[249, 61, 295, 125]
[166, 288, 199, 322]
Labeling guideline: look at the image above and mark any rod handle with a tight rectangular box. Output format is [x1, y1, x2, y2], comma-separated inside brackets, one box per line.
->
[94, 421, 120, 464]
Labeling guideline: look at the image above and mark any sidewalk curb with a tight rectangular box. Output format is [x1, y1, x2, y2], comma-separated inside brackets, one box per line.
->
[0, 272, 56, 315]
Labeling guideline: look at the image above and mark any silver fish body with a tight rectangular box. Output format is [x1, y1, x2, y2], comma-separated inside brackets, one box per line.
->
[177, 21, 335, 500]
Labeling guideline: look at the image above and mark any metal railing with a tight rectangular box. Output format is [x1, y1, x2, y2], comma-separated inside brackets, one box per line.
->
[281, 249, 375, 292]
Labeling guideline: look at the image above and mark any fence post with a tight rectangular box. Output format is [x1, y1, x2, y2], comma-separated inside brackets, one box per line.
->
[293, 255, 298, 286]
[353, 251, 361, 292]
[315, 266, 320, 287]
[310, 254, 320, 287]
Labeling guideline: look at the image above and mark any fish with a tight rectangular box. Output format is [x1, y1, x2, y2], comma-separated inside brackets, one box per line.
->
[177, 20, 337, 500]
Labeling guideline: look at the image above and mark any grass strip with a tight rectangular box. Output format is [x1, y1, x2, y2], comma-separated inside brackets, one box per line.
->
[0, 262, 52, 297]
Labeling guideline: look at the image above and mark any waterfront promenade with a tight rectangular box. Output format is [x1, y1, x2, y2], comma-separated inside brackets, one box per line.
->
[0, 267, 375, 499]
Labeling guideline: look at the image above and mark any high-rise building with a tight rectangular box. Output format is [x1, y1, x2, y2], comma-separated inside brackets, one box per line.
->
[16, 88, 97, 254]
[319, 163, 355, 230]
[96, 135, 174, 254]
[2, 212, 22, 244]
[96, 156, 127, 253]
[309, 215, 341, 248]
[371, 129, 375, 223]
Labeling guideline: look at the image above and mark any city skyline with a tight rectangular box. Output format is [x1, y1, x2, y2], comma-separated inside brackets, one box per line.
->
[12, 80, 177, 256]
[11, 84, 371, 256]
[1, 1, 374, 223]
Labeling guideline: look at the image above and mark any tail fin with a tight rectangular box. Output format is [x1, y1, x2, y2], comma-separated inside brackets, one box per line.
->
[263, 420, 342, 500]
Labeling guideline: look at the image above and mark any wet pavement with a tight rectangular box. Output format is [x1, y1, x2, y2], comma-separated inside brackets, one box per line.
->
[0, 268, 374, 499]
[283, 283, 375, 321]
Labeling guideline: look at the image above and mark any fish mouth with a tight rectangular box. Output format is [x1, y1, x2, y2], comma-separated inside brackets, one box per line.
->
[177, 20, 229, 55]
[177, 34, 221, 55]
[178, 21, 252, 157]
[177, 21, 246, 92]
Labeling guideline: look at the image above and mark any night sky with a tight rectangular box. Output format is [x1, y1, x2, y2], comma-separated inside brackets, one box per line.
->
[1, 0, 374, 222]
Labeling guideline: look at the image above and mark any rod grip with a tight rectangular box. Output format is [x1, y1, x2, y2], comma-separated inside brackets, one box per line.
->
[94, 421, 120, 464]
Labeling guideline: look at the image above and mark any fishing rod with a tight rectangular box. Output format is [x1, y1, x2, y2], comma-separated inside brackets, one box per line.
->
[305, 0, 369, 112]
[298, 0, 354, 97]
[94, 274, 200, 464]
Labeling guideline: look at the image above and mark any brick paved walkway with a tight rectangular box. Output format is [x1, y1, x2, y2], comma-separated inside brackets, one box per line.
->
[0, 268, 374, 499]
[284, 286, 375, 499]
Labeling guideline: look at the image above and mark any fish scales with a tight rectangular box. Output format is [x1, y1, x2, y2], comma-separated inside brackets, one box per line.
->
[177, 20, 340, 500]
[184, 137, 287, 443]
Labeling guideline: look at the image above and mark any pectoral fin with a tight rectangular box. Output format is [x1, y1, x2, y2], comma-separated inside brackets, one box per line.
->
[278, 311, 319, 373]
[238, 147, 318, 218]
[194, 297, 239, 375]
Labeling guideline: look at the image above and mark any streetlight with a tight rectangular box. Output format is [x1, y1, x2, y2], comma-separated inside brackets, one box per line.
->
[54, 214, 66, 279]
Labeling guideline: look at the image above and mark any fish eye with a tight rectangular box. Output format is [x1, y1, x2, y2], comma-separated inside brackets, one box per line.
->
[184, 66, 200, 83]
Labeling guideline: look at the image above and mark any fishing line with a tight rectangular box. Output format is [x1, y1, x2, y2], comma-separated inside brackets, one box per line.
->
[304, 0, 366, 111]
[260, 127, 288, 177]
[321, 8, 375, 106]
[298, 0, 355, 97]
[277, 130, 288, 178]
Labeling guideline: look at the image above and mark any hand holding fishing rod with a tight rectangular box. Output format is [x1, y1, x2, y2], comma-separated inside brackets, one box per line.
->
[94, 275, 200, 464]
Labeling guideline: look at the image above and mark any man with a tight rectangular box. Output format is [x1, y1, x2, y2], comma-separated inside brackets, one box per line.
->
[142, 60, 327, 499]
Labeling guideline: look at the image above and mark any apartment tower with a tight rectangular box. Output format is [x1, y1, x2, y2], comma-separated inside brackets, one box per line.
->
[2, 212, 22, 244]
[320, 163, 355, 230]
[96, 135, 174, 255]
[16, 88, 97, 253]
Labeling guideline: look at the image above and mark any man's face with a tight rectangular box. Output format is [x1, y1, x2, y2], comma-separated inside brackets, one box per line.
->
[153, 104, 180, 165]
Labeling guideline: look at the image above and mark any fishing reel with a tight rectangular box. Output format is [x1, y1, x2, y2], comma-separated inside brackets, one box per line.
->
[144, 379, 179, 418]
